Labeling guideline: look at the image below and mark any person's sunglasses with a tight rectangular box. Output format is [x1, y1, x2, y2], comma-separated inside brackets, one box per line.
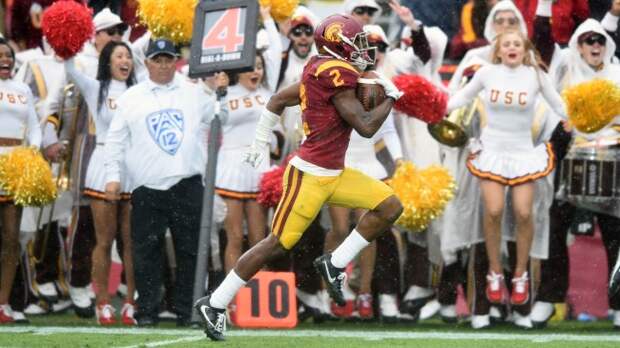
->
[494, 17, 518, 26]
[291, 26, 313, 37]
[353, 6, 378, 16]
[103, 26, 126, 36]
[583, 35, 606, 46]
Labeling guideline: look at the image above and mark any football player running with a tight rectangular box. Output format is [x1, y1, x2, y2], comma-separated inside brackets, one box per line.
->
[195, 14, 404, 341]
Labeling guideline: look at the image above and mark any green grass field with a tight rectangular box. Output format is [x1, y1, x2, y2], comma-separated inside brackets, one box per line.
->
[1, 313, 619, 348]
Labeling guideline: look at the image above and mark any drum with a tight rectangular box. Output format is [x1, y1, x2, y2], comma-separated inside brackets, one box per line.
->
[557, 146, 620, 217]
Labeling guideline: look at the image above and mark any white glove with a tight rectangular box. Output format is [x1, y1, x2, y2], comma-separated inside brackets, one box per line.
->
[375, 73, 404, 101]
[243, 109, 280, 168]
[243, 141, 269, 168]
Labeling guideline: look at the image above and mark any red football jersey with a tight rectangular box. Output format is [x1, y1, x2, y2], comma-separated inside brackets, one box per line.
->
[297, 56, 360, 170]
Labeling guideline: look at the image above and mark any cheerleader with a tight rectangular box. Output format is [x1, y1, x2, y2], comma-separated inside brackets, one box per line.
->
[0, 38, 41, 324]
[532, 18, 620, 328]
[444, 0, 543, 329]
[215, 6, 282, 272]
[64, 41, 136, 326]
[447, 30, 567, 312]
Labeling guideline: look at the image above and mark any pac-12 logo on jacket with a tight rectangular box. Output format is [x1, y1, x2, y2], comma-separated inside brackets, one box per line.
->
[146, 109, 184, 155]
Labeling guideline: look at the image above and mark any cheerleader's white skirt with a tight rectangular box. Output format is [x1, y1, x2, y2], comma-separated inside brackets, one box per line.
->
[215, 147, 268, 200]
[84, 145, 132, 199]
[466, 128, 554, 186]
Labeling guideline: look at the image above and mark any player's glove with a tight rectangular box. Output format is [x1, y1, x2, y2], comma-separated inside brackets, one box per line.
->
[243, 141, 269, 168]
[375, 73, 404, 101]
[242, 109, 280, 168]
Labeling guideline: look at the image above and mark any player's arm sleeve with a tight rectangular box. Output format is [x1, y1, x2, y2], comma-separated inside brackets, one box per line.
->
[447, 67, 485, 112]
[263, 18, 283, 93]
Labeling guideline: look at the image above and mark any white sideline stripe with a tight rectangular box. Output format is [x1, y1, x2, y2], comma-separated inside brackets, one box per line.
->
[0, 326, 619, 342]
[114, 336, 203, 348]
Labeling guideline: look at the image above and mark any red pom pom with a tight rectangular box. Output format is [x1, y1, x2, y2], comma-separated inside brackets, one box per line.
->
[41, 1, 94, 59]
[393, 74, 448, 124]
[257, 166, 285, 208]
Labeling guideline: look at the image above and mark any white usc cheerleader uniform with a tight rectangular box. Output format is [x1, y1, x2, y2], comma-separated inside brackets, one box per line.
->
[215, 84, 272, 199]
[447, 64, 566, 186]
[65, 58, 131, 199]
[214, 18, 282, 200]
[0, 78, 42, 201]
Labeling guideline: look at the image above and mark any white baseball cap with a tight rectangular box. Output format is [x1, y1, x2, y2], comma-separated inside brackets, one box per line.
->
[93, 8, 127, 32]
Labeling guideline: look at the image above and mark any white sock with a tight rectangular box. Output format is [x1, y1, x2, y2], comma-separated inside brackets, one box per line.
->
[209, 270, 246, 309]
[330, 229, 369, 268]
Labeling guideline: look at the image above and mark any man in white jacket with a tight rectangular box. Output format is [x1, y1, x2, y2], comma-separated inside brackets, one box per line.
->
[104, 38, 225, 326]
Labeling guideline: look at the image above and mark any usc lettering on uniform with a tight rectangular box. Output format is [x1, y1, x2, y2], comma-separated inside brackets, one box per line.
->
[489, 89, 527, 106]
[0, 92, 28, 105]
[229, 95, 267, 111]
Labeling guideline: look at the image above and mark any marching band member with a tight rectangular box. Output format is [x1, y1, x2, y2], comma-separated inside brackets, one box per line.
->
[65, 41, 137, 325]
[533, 18, 620, 329]
[215, 6, 282, 273]
[15, 41, 75, 315]
[0, 38, 42, 324]
[447, 29, 567, 323]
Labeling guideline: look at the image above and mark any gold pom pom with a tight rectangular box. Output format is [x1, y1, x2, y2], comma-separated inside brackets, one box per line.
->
[387, 162, 456, 232]
[259, 0, 299, 22]
[562, 79, 620, 133]
[138, 0, 198, 44]
[0, 147, 57, 206]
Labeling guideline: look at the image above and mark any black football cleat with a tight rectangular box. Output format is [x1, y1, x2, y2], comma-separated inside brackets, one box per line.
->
[313, 254, 347, 306]
[609, 251, 620, 298]
[194, 296, 226, 341]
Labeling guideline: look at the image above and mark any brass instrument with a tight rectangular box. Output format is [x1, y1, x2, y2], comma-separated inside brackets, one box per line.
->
[427, 76, 478, 148]
[55, 84, 79, 191]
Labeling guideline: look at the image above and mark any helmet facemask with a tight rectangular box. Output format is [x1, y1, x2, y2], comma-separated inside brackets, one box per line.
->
[322, 30, 376, 70]
[346, 31, 375, 70]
